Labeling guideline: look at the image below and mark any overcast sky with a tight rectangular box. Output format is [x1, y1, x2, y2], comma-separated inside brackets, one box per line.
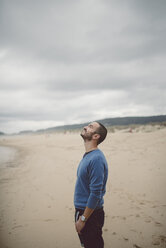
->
[0, 0, 166, 133]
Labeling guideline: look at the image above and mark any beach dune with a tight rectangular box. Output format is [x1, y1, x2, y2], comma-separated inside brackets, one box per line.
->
[0, 127, 166, 248]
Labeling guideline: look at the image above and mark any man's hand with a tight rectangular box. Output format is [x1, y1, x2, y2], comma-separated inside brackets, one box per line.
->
[75, 216, 86, 234]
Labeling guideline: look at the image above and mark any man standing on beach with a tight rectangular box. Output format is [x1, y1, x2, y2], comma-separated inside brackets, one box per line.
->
[74, 121, 108, 248]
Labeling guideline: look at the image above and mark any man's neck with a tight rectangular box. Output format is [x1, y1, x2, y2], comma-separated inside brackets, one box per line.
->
[84, 141, 98, 153]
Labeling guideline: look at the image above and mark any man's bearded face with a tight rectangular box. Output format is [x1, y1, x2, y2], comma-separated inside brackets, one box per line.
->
[80, 122, 99, 142]
[81, 128, 95, 141]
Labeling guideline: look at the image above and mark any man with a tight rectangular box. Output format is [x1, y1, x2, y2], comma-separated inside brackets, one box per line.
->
[74, 121, 108, 248]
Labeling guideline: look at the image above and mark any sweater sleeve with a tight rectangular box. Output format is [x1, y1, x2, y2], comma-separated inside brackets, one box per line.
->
[86, 156, 105, 209]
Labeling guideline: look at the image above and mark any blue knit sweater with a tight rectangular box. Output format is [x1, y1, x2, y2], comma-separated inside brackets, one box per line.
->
[74, 149, 108, 210]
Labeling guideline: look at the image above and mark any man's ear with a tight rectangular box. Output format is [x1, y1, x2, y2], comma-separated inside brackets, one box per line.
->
[93, 133, 100, 141]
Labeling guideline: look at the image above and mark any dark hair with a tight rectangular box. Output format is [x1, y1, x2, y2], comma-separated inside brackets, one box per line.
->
[95, 122, 107, 145]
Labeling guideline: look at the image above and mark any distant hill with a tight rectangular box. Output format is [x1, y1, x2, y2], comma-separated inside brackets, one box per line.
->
[0, 131, 5, 135]
[19, 130, 34, 135]
[96, 115, 166, 126]
[34, 115, 166, 133]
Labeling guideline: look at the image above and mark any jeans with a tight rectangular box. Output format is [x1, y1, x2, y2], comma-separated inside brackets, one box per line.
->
[75, 208, 105, 248]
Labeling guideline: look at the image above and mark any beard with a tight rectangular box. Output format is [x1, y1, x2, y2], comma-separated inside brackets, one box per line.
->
[80, 129, 94, 141]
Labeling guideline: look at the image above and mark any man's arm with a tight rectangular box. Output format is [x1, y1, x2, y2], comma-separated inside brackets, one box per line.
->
[83, 206, 94, 220]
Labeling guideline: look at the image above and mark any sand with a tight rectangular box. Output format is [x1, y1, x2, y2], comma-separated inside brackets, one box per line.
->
[0, 127, 166, 248]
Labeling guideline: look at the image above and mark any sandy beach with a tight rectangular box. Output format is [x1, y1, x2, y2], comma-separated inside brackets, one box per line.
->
[0, 126, 166, 248]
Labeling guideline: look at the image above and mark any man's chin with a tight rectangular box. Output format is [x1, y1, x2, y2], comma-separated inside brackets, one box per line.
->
[80, 129, 85, 137]
[80, 132, 88, 141]
[80, 133, 85, 139]
[80, 133, 92, 142]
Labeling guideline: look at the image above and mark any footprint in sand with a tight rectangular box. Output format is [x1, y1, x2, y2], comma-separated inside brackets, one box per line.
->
[145, 218, 151, 223]
[152, 240, 160, 245]
[44, 219, 53, 222]
[130, 229, 137, 233]
[144, 215, 154, 223]
[159, 235, 166, 244]
[65, 206, 73, 211]
[133, 244, 142, 248]
[155, 221, 162, 227]
[111, 215, 126, 220]
[12, 225, 23, 229]
[135, 206, 141, 210]
[152, 235, 166, 246]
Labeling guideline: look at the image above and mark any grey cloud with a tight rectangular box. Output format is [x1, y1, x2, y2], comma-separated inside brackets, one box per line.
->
[0, 0, 166, 133]
[1, 0, 165, 64]
[0, 0, 88, 62]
